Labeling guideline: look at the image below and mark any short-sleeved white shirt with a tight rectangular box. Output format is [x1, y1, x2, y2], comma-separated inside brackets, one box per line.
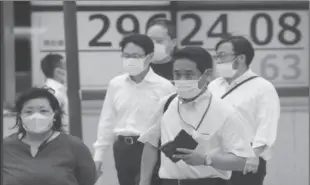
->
[139, 91, 254, 180]
[208, 69, 280, 160]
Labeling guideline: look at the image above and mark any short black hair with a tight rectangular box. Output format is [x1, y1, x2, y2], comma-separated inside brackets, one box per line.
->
[41, 54, 64, 78]
[13, 87, 65, 138]
[215, 35, 255, 66]
[146, 18, 176, 39]
[120, 33, 154, 55]
[173, 47, 213, 73]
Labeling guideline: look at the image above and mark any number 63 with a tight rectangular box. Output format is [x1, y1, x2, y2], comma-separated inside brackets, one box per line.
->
[260, 54, 301, 81]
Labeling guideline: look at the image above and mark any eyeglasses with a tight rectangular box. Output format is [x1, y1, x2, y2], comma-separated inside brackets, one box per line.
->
[213, 53, 239, 64]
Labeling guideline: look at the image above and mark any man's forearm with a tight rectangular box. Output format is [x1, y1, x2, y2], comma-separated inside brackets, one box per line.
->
[139, 143, 159, 185]
[253, 145, 266, 157]
[209, 152, 246, 171]
[93, 143, 110, 162]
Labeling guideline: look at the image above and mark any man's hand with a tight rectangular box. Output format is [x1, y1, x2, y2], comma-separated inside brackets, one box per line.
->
[95, 161, 103, 179]
[173, 148, 206, 166]
[243, 156, 259, 174]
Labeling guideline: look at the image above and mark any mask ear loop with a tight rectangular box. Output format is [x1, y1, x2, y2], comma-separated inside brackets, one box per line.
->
[144, 53, 153, 66]
[230, 55, 241, 70]
[198, 69, 214, 89]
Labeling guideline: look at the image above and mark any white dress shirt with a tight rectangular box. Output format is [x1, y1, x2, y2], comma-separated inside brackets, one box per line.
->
[208, 69, 280, 160]
[139, 91, 254, 180]
[93, 68, 175, 162]
[45, 78, 69, 131]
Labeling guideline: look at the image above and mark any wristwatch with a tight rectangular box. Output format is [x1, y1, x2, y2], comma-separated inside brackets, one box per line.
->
[204, 155, 212, 166]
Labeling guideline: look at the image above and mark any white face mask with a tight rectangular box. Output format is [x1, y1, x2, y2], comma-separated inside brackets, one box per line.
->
[54, 68, 67, 85]
[153, 43, 168, 62]
[216, 60, 238, 78]
[174, 80, 202, 99]
[122, 57, 146, 76]
[22, 113, 54, 134]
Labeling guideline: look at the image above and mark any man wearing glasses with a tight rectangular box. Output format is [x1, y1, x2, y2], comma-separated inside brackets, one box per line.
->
[209, 35, 280, 185]
[93, 33, 175, 185]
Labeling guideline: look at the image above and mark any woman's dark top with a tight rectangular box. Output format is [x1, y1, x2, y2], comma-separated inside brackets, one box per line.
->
[150, 60, 174, 81]
[3, 132, 96, 185]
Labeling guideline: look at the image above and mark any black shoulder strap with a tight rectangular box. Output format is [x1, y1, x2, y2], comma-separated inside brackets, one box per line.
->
[221, 76, 259, 99]
[157, 94, 177, 149]
[163, 93, 178, 113]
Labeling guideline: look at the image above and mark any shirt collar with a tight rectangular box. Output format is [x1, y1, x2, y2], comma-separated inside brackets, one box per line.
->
[219, 69, 257, 87]
[45, 78, 65, 90]
[126, 68, 159, 83]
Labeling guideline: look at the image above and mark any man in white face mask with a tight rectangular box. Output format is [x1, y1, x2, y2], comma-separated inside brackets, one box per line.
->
[93, 34, 175, 185]
[146, 18, 176, 81]
[138, 47, 254, 185]
[209, 35, 280, 185]
[41, 54, 68, 132]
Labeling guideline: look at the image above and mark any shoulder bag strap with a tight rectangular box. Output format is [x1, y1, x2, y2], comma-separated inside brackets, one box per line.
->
[221, 76, 259, 99]
[163, 93, 178, 113]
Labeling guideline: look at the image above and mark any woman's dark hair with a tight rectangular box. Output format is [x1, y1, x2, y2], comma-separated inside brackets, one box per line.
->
[13, 87, 64, 137]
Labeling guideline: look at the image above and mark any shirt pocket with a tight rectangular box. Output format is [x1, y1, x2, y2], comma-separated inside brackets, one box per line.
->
[193, 131, 220, 154]
[191, 131, 210, 152]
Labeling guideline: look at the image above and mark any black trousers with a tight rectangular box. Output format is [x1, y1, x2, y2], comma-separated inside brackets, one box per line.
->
[227, 157, 267, 185]
[113, 139, 144, 185]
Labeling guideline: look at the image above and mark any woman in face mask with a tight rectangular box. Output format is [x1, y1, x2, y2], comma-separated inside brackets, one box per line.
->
[146, 18, 177, 81]
[3, 87, 96, 185]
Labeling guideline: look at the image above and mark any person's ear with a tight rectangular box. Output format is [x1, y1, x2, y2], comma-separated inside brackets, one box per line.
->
[54, 68, 62, 77]
[198, 69, 214, 88]
[145, 53, 154, 64]
[233, 54, 245, 70]
[54, 109, 60, 116]
[203, 69, 215, 82]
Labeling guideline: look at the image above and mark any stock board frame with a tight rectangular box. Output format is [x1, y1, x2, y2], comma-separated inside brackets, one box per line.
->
[31, 1, 309, 100]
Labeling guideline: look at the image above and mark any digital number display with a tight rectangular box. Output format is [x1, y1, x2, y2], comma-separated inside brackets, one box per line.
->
[251, 51, 306, 86]
[38, 12, 170, 51]
[85, 12, 169, 49]
[177, 11, 308, 88]
[31, 4, 308, 92]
